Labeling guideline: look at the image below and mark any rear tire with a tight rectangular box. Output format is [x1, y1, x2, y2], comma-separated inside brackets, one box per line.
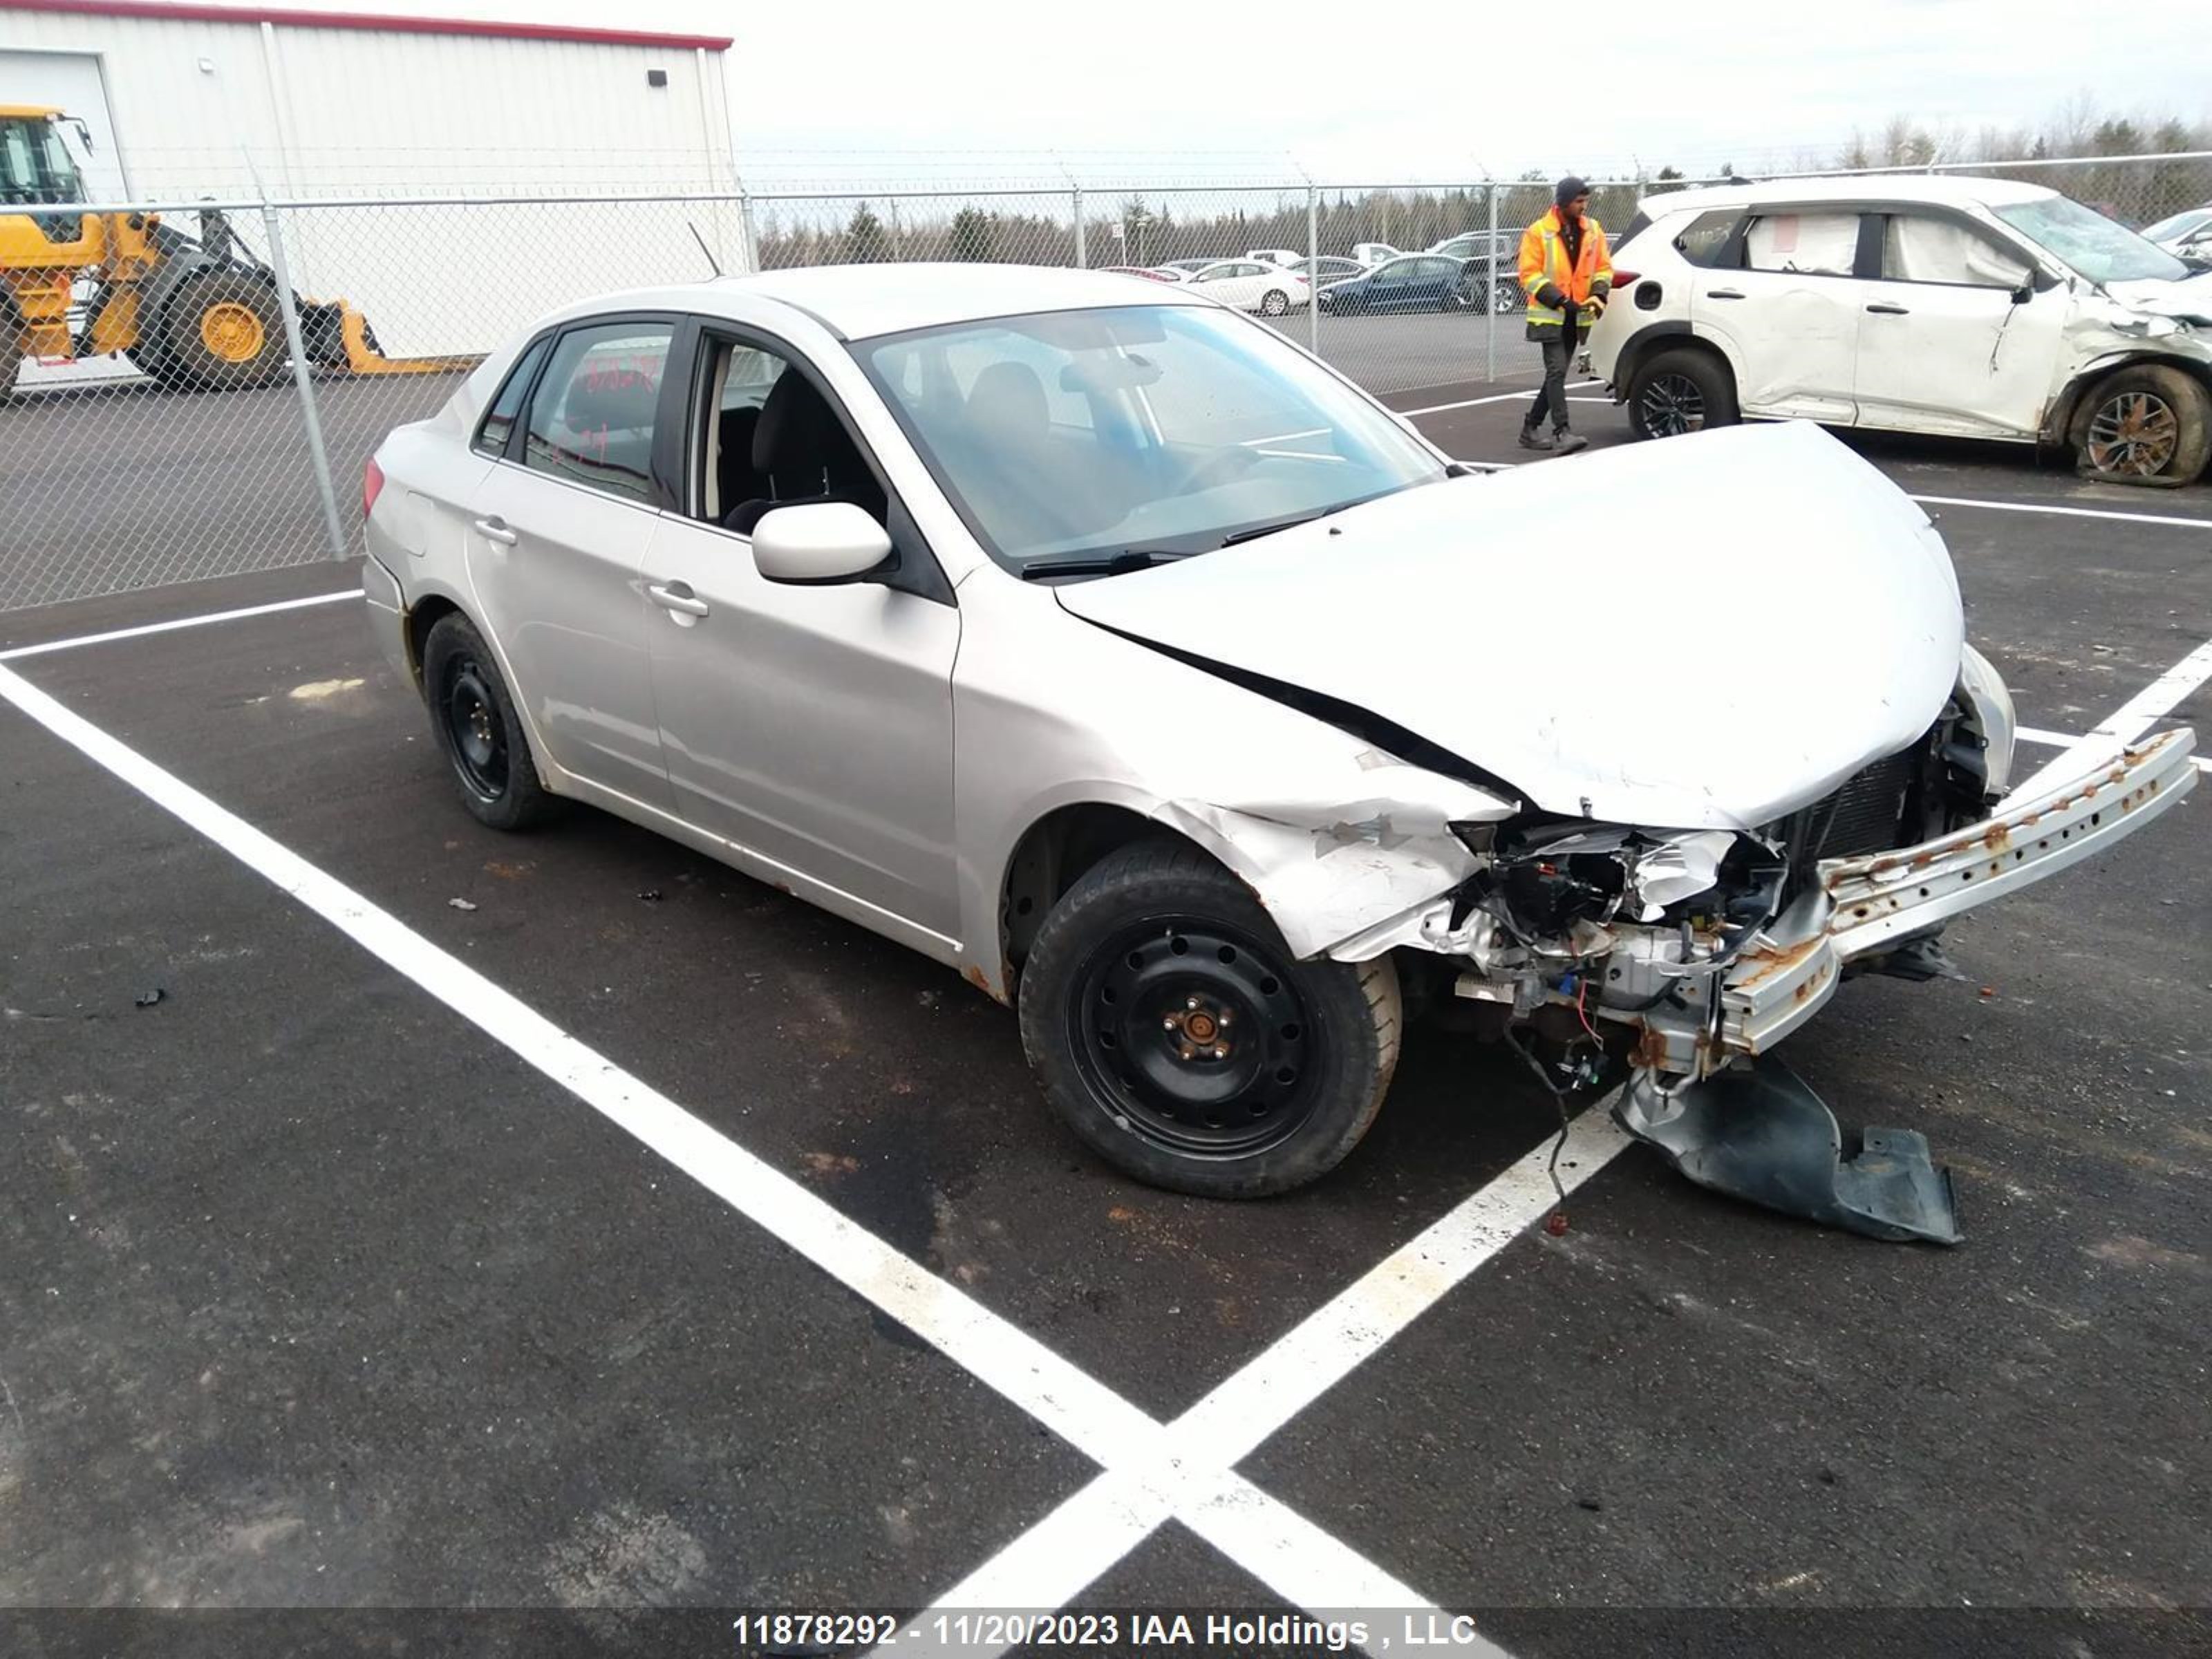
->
[1627, 345, 1739, 440]
[1018, 837, 1401, 1198]
[422, 613, 560, 832]
[2073, 364, 2211, 487]
[1259, 288, 1290, 317]
[150, 271, 288, 391]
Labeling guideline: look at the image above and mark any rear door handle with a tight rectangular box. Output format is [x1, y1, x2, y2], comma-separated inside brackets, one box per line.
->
[472, 516, 518, 546]
[648, 581, 711, 618]
[1866, 303, 1911, 315]
[1707, 288, 1745, 299]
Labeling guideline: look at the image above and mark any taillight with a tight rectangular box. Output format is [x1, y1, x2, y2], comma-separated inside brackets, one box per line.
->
[1610, 269, 1640, 287]
[362, 456, 385, 519]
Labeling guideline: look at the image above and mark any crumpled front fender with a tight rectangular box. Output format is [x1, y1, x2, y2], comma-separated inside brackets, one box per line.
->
[1153, 758, 1509, 960]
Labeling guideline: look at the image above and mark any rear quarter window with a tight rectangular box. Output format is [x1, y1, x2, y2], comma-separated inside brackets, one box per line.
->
[474, 337, 550, 457]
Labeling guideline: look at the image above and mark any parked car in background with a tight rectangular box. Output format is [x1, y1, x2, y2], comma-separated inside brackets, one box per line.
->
[1246, 248, 1302, 267]
[1286, 255, 1367, 284]
[1156, 258, 1217, 276]
[1183, 259, 1311, 315]
[359, 263, 2193, 1239]
[1427, 230, 1522, 312]
[1587, 174, 2212, 485]
[1316, 254, 1479, 315]
[1103, 265, 1183, 282]
[1351, 241, 1400, 268]
[2142, 202, 2212, 261]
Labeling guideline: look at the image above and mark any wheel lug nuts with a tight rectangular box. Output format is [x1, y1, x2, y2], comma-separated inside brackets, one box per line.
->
[1217, 1013, 1231, 1027]
[1186, 996, 1201, 1010]
[1179, 1044, 1195, 1060]
[1213, 1045, 1228, 1059]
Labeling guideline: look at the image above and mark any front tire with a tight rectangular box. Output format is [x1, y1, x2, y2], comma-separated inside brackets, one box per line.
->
[421, 612, 559, 832]
[1018, 838, 1401, 1198]
[2074, 364, 2211, 487]
[1627, 345, 1739, 440]
[150, 271, 288, 391]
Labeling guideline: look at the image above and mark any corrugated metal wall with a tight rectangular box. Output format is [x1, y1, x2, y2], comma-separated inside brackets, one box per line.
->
[1, 9, 741, 353]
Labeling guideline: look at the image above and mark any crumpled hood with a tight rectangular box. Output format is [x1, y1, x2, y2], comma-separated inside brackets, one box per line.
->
[1056, 421, 1965, 831]
[2104, 270, 2212, 324]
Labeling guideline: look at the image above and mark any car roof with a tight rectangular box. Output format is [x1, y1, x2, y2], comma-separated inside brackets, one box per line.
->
[563, 263, 1214, 340]
[760, 262, 1223, 335]
[1640, 173, 2056, 216]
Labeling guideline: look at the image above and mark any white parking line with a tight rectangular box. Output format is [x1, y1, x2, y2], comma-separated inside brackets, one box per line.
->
[1911, 495, 2212, 532]
[1400, 379, 1606, 417]
[0, 590, 360, 662]
[899, 1111, 1629, 1651]
[2018, 723, 2211, 774]
[2008, 635, 2212, 799]
[0, 657, 1506, 1647]
[1436, 447, 2212, 532]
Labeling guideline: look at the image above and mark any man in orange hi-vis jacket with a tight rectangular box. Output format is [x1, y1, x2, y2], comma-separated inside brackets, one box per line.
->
[1517, 176, 1613, 454]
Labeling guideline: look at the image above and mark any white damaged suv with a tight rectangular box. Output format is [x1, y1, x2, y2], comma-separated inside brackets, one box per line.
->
[1585, 175, 2212, 486]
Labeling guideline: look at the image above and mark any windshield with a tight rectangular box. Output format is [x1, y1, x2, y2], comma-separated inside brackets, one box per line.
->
[1992, 195, 2188, 285]
[856, 304, 1445, 573]
[0, 117, 86, 207]
[2142, 206, 2212, 244]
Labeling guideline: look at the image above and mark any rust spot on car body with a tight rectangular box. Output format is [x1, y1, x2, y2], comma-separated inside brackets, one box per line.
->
[1734, 935, 1822, 989]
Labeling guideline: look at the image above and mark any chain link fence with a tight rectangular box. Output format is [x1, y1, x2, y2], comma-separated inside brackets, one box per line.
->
[6, 151, 2210, 614]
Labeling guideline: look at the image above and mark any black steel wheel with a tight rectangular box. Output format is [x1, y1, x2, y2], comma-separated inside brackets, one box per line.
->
[1072, 915, 1323, 1157]
[1019, 837, 1401, 1197]
[420, 612, 559, 831]
[1627, 344, 1739, 440]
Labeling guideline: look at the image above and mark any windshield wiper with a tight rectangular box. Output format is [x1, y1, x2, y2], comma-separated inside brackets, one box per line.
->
[1217, 512, 1327, 547]
[1018, 549, 1197, 581]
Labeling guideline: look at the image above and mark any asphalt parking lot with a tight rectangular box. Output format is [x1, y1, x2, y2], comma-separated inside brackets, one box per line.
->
[3, 374, 2208, 1656]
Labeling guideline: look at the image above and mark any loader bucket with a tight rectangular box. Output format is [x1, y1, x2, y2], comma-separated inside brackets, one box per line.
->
[325, 301, 480, 377]
[1617, 1060, 1962, 1246]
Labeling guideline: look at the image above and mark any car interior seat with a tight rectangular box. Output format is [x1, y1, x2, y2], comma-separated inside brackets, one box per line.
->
[724, 372, 884, 534]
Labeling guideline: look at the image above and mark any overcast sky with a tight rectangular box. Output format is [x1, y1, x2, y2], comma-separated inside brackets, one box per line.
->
[220, 0, 2212, 184]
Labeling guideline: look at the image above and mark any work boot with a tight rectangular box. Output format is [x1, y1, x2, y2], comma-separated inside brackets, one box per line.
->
[1517, 424, 1555, 452]
[1553, 427, 1589, 456]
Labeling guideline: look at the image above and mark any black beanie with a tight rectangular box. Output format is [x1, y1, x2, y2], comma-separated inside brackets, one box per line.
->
[1555, 176, 1589, 207]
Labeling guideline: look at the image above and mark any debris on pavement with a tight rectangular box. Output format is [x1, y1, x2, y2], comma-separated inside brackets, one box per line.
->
[133, 987, 165, 1008]
[447, 897, 478, 912]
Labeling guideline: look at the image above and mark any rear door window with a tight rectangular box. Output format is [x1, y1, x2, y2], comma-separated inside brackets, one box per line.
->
[475, 337, 550, 457]
[521, 321, 674, 504]
[1744, 212, 1862, 275]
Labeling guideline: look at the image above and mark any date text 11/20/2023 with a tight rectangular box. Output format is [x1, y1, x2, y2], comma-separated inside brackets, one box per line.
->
[731, 1612, 1501, 1651]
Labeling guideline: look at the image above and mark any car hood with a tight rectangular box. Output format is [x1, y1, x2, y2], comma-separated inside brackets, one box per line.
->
[2104, 269, 2212, 322]
[1055, 421, 1965, 832]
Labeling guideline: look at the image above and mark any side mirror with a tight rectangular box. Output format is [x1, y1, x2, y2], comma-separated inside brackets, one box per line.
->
[751, 501, 894, 585]
[2010, 283, 2033, 306]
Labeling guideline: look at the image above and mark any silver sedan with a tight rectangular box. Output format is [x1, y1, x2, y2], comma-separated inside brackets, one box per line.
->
[362, 264, 2193, 1237]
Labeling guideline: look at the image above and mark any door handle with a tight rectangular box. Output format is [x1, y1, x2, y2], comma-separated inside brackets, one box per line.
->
[647, 581, 711, 618]
[1707, 288, 1745, 299]
[1866, 303, 1911, 315]
[473, 516, 518, 546]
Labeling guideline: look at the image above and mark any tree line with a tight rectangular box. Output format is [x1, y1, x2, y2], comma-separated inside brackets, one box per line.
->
[753, 103, 2212, 272]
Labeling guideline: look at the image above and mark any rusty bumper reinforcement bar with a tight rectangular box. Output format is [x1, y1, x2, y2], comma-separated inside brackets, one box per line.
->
[1618, 726, 2197, 1245]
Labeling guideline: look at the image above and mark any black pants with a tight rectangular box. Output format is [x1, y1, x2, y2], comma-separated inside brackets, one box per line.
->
[1525, 322, 1580, 431]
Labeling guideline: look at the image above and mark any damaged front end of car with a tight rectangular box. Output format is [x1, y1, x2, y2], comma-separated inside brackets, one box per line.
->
[1302, 702, 2197, 1246]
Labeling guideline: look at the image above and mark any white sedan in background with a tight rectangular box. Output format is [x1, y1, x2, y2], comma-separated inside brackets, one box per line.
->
[1181, 259, 1311, 316]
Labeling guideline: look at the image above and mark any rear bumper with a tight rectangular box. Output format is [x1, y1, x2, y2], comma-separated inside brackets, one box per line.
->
[1630, 727, 2197, 1073]
[359, 550, 412, 687]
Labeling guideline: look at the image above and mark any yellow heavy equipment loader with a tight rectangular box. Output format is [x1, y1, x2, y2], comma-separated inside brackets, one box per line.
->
[1, 105, 468, 396]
